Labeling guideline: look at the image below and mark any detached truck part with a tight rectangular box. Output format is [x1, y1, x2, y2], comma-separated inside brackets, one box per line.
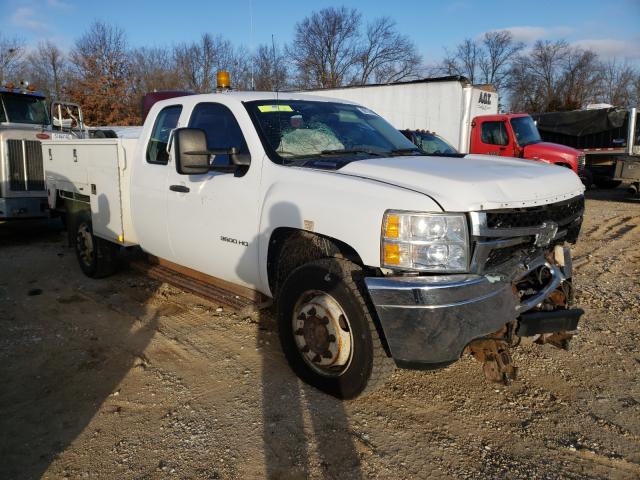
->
[533, 106, 639, 190]
[300, 77, 584, 178]
[44, 86, 585, 399]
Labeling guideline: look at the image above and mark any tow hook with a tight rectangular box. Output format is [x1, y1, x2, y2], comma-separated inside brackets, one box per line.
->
[466, 338, 518, 386]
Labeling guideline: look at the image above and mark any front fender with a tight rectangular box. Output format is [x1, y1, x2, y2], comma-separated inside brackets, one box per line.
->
[257, 163, 442, 295]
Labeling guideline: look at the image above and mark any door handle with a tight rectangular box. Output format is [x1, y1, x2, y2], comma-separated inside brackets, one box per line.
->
[169, 185, 190, 193]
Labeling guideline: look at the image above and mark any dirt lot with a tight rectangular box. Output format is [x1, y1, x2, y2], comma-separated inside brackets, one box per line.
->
[0, 189, 638, 480]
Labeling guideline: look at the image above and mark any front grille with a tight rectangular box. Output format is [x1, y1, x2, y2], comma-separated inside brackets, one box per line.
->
[577, 154, 586, 176]
[6, 139, 45, 191]
[486, 196, 584, 229]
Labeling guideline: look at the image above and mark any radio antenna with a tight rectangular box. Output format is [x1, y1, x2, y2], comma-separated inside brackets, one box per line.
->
[271, 34, 279, 94]
[249, 0, 255, 90]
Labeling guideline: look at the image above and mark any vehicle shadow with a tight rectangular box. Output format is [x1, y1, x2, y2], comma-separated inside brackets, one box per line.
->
[0, 218, 160, 479]
[238, 202, 364, 479]
[585, 185, 640, 204]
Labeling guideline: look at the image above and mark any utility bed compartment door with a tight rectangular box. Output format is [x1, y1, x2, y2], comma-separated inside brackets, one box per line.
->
[44, 142, 89, 193]
[87, 144, 124, 242]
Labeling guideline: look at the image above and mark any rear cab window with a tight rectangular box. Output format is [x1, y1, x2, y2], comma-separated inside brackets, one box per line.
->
[146, 105, 182, 164]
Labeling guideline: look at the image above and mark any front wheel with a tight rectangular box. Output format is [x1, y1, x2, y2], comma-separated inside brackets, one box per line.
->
[277, 258, 393, 399]
[74, 214, 119, 278]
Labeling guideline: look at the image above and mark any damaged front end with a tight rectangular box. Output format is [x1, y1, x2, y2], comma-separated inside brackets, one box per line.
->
[466, 245, 583, 384]
[365, 195, 585, 384]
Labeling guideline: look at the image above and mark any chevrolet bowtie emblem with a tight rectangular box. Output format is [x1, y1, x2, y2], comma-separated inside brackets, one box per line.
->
[534, 221, 558, 247]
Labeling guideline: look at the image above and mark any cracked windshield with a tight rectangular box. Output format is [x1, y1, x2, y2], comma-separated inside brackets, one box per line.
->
[247, 100, 419, 161]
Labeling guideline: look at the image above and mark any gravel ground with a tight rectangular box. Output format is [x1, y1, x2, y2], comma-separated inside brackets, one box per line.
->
[0, 188, 638, 480]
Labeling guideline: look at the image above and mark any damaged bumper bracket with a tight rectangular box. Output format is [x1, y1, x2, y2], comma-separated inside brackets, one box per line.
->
[517, 308, 583, 337]
[365, 248, 579, 369]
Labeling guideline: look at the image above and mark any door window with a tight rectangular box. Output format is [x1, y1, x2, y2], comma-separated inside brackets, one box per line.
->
[146, 105, 182, 164]
[188, 103, 248, 167]
[481, 121, 509, 146]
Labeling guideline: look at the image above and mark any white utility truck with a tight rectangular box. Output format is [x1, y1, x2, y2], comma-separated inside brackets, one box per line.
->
[44, 87, 586, 399]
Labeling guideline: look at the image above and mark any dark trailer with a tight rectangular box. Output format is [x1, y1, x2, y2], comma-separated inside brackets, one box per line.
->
[532, 107, 639, 191]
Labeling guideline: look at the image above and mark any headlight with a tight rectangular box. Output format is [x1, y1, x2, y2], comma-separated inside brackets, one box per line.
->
[381, 211, 469, 272]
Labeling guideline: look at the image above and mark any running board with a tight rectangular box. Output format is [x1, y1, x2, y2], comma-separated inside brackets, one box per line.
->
[130, 254, 272, 315]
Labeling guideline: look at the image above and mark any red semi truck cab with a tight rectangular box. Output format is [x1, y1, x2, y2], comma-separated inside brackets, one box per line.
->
[470, 113, 583, 176]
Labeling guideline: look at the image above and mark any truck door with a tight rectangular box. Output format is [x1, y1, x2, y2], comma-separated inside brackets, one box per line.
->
[131, 104, 183, 260]
[471, 118, 515, 157]
[165, 102, 262, 289]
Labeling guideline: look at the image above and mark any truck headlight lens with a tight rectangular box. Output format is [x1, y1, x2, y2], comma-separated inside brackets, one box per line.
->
[382, 212, 469, 272]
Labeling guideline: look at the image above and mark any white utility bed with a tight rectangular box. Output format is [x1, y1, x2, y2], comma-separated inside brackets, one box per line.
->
[43, 138, 139, 246]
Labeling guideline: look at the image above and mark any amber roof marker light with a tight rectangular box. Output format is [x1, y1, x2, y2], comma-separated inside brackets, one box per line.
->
[217, 71, 231, 91]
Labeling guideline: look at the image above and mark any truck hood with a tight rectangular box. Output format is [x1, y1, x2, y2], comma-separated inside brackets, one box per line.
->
[336, 154, 585, 211]
[523, 141, 579, 166]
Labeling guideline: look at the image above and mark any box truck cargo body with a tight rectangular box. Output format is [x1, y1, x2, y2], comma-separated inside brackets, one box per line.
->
[301, 76, 497, 153]
[300, 77, 582, 177]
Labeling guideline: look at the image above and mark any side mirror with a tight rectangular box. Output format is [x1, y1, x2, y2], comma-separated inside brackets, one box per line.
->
[173, 127, 252, 175]
[230, 149, 251, 167]
[174, 128, 211, 175]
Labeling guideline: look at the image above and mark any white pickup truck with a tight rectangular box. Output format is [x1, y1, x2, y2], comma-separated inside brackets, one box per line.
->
[44, 90, 586, 399]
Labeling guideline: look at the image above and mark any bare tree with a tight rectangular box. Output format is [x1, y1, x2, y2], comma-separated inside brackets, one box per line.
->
[174, 34, 248, 92]
[441, 39, 482, 83]
[288, 7, 361, 88]
[252, 44, 288, 91]
[357, 17, 421, 84]
[130, 46, 181, 94]
[508, 40, 602, 112]
[0, 35, 25, 84]
[598, 58, 638, 107]
[478, 31, 524, 91]
[67, 21, 138, 125]
[225, 44, 253, 90]
[439, 31, 523, 91]
[24, 41, 68, 99]
[562, 47, 601, 110]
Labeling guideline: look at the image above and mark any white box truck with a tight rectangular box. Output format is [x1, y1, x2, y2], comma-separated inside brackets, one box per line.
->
[301, 77, 584, 177]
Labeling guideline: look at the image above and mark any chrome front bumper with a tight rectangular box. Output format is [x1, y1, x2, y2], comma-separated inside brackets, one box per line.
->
[0, 197, 49, 220]
[365, 252, 572, 368]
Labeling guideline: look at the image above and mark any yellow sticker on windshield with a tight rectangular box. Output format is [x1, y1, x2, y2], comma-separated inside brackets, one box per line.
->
[258, 105, 293, 112]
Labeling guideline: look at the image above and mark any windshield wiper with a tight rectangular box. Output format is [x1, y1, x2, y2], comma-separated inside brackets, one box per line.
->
[388, 148, 423, 156]
[320, 149, 384, 156]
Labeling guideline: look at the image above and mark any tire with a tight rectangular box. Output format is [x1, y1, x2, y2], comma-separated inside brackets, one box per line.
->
[580, 169, 593, 189]
[277, 257, 394, 399]
[74, 213, 119, 278]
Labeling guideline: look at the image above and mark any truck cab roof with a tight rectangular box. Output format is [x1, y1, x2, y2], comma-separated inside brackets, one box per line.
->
[0, 86, 46, 98]
[151, 90, 359, 113]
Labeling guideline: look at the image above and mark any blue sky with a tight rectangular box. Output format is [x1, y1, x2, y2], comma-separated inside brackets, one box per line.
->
[1, 0, 639, 65]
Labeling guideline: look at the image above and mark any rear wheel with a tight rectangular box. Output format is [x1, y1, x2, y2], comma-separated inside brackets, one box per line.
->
[277, 258, 393, 399]
[74, 214, 119, 278]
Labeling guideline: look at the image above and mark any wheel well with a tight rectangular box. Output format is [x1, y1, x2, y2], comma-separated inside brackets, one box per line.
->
[556, 162, 573, 169]
[63, 197, 91, 246]
[267, 228, 365, 297]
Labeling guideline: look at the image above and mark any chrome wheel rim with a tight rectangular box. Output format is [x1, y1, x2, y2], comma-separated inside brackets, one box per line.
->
[292, 290, 353, 377]
[76, 223, 94, 267]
